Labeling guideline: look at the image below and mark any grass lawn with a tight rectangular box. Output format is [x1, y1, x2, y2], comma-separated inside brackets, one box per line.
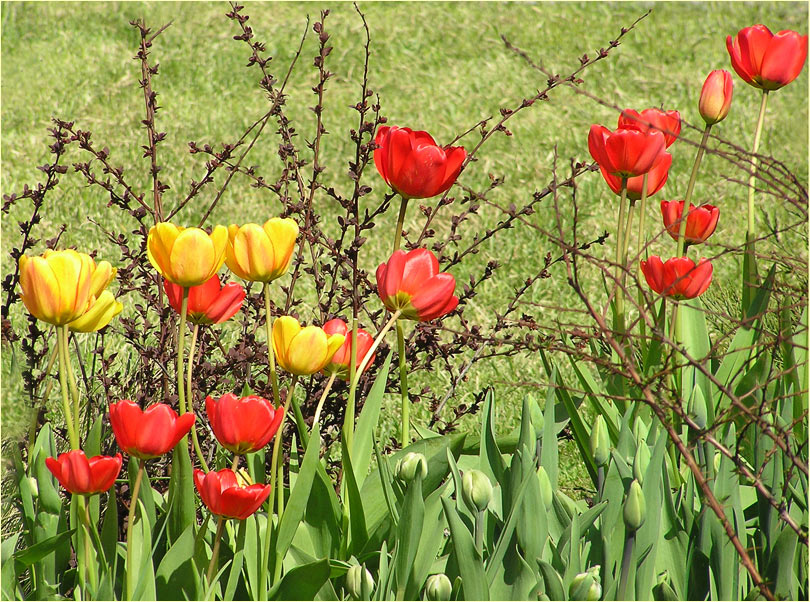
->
[2, 1, 807, 496]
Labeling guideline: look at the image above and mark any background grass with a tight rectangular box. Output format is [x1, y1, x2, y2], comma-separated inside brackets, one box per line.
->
[2, 1, 807, 496]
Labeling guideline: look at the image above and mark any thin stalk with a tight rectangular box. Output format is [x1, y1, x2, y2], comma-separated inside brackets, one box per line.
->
[80, 497, 98, 592]
[344, 318, 359, 454]
[263, 283, 280, 408]
[747, 90, 769, 240]
[614, 178, 628, 337]
[618, 530, 636, 601]
[289, 386, 310, 451]
[622, 201, 636, 276]
[186, 324, 210, 472]
[636, 175, 649, 343]
[206, 517, 227, 590]
[177, 288, 189, 414]
[61, 325, 81, 442]
[474, 510, 485, 557]
[392, 195, 409, 253]
[28, 341, 59, 457]
[126, 460, 146, 601]
[56, 326, 78, 449]
[676, 124, 712, 257]
[597, 466, 605, 501]
[396, 319, 409, 446]
[351, 310, 403, 387]
[312, 372, 338, 427]
[231, 454, 240, 472]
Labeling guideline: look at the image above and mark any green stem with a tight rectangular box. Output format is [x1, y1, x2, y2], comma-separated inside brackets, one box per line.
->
[177, 288, 189, 414]
[676, 124, 712, 257]
[186, 324, 210, 472]
[614, 178, 628, 337]
[474, 510, 485, 557]
[56, 326, 78, 449]
[396, 319, 409, 447]
[393, 194, 409, 253]
[61, 325, 81, 444]
[344, 318, 359, 454]
[126, 460, 146, 601]
[618, 530, 636, 601]
[622, 200, 636, 275]
[231, 454, 240, 472]
[80, 496, 98, 593]
[206, 516, 227, 590]
[747, 90, 769, 240]
[312, 372, 337, 428]
[636, 175, 649, 343]
[263, 283, 281, 408]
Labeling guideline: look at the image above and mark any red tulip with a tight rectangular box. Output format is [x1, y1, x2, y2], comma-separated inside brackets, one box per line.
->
[322, 319, 376, 380]
[640, 256, 713, 299]
[164, 275, 245, 325]
[699, 70, 734, 125]
[45, 450, 122, 495]
[205, 393, 284, 454]
[376, 248, 458, 322]
[618, 108, 681, 147]
[600, 151, 672, 201]
[374, 126, 467, 199]
[727, 25, 808, 90]
[660, 201, 719, 244]
[588, 124, 667, 178]
[109, 400, 196, 460]
[193, 468, 271, 520]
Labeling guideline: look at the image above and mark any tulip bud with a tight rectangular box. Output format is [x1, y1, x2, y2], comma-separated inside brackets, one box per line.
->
[395, 452, 428, 482]
[346, 564, 374, 600]
[653, 573, 678, 601]
[569, 566, 602, 601]
[688, 390, 708, 430]
[461, 470, 493, 513]
[537, 466, 553, 509]
[699, 70, 733, 125]
[633, 444, 650, 484]
[623, 479, 646, 532]
[424, 573, 452, 601]
[590, 416, 610, 467]
[29, 476, 39, 498]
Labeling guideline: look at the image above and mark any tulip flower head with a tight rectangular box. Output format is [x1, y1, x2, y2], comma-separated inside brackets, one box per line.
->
[45, 450, 122, 496]
[147, 223, 228, 288]
[660, 201, 720, 245]
[699, 70, 734, 125]
[374, 126, 467, 200]
[109, 400, 196, 460]
[225, 218, 299, 283]
[206, 393, 284, 454]
[727, 25, 808, 90]
[194, 468, 272, 520]
[272, 316, 346, 376]
[376, 248, 459, 322]
[640, 256, 713, 300]
[69, 290, 123, 332]
[588, 124, 667, 178]
[618, 108, 681, 147]
[164, 275, 245, 325]
[18, 249, 115, 326]
[322, 318, 376, 380]
[600, 151, 672, 201]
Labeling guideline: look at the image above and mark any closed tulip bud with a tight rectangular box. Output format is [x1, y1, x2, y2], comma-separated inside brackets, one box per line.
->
[569, 566, 602, 601]
[225, 218, 299, 283]
[590, 416, 610, 467]
[699, 70, 733, 125]
[653, 573, 678, 601]
[425, 573, 452, 601]
[68, 290, 123, 332]
[623, 479, 646, 532]
[461, 469, 493, 512]
[537, 466, 553, 508]
[689, 391, 708, 429]
[272, 316, 345, 376]
[633, 444, 650, 484]
[147, 223, 228, 287]
[29, 476, 39, 498]
[346, 564, 374, 599]
[395, 452, 428, 482]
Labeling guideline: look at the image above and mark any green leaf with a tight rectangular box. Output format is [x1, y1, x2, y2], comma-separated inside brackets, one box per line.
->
[537, 559, 565, 601]
[131, 500, 156, 601]
[393, 474, 425, 598]
[224, 519, 248, 601]
[353, 350, 393, 486]
[342, 435, 369, 556]
[166, 439, 195, 546]
[766, 522, 799, 599]
[31, 424, 62, 516]
[12, 529, 75, 567]
[269, 558, 330, 601]
[441, 497, 489, 600]
[1, 534, 20, 600]
[100, 489, 119, 572]
[479, 389, 506, 484]
[540, 388, 558, 489]
[156, 522, 200, 600]
[404, 484, 448, 600]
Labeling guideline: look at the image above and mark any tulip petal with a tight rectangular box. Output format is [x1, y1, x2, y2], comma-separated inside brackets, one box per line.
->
[288, 326, 329, 374]
[273, 316, 302, 370]
[264, 218, 299, 278]
[171, 228, 217, 287]
[147, 223, 180, 280]
[399, 249, 438, 295]
[760, 31, 808, 88]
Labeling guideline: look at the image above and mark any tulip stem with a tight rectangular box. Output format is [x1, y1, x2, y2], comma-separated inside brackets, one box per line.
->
[186, 324, 211, 473]
[614, 178, 628, 337]
[747, 90, 769, 241]
[56, 326, 79, 450]
[80, 496, 99, 592]
[313, 372, 338, 428]
[231, 454, 239, 472]
[126, 460, 146, 601]
[393, 195, 409, 253]
[677, 124, 712, 257]
[343, 318, 359, 455]
[396, 319, 410, 447]
[474, 509, 485, 557]
[263, 283, 281, 409]
[61, 325, 82, 444]
[618, 530, 636, 601]
[622, 201, 636, 275]
[177, 288, 189, 414]
[636, 175, 649, 344]
[206, 516, 226, 591]
[288, 378, 309, 452]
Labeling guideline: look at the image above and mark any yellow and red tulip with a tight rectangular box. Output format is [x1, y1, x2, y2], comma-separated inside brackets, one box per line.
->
[147, 222, 228, 287]
[225, 218, 299, 283]
[272, 316, 345, 376]
[69, 290, 123, 332]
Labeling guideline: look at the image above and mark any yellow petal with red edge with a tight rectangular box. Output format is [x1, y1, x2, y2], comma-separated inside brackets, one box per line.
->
[287, 326, 329, 375]
[245, 223, 276, 281]
[208, 225, 228, 277]
[225, 224, 249, 280]
[69, 291, 123, 332]
[264, 218, 299, 278]
[170, 228, 215, 287]
[147, 223, 181, 279]
[20, 256, 60, 323]
[272, 316, 302, 371]
[44, 250, 86, 322]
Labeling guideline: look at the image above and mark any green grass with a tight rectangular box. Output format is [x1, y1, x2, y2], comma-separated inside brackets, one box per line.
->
[2, 1, 807, 496]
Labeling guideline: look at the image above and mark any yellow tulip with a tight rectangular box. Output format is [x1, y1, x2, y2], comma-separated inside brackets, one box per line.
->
[225, 218, 299, 283]
[147, 222, 228, 287]
[18, 250, 114, 326]
[69, 291, 123, 332]
[272, 316, 345, 376]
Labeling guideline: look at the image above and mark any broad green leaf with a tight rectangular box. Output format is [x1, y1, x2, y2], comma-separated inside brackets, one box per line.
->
[634, 432, 666, 599]
[1, 534, 19, 600]
[31, 424, 62, 515]
[537, 559, 565, 601]
[540, 388, 558, 489]
[224, 519, 248, 601]
[342, 435, 369, 556]
[442, 497, 489, 600]
[12, 529, 75, 567]
[353, 350, 393, 486]
[166, 439, 195, 545]
[100, 489, 119, 570]
[156, 522, 200, 600]
[269, 558, 330, 601]
[131, 500, 156, 601]
[393, 474, 425, 599]
[405, 484, 448, 600]
[479, 389, 506, 484]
